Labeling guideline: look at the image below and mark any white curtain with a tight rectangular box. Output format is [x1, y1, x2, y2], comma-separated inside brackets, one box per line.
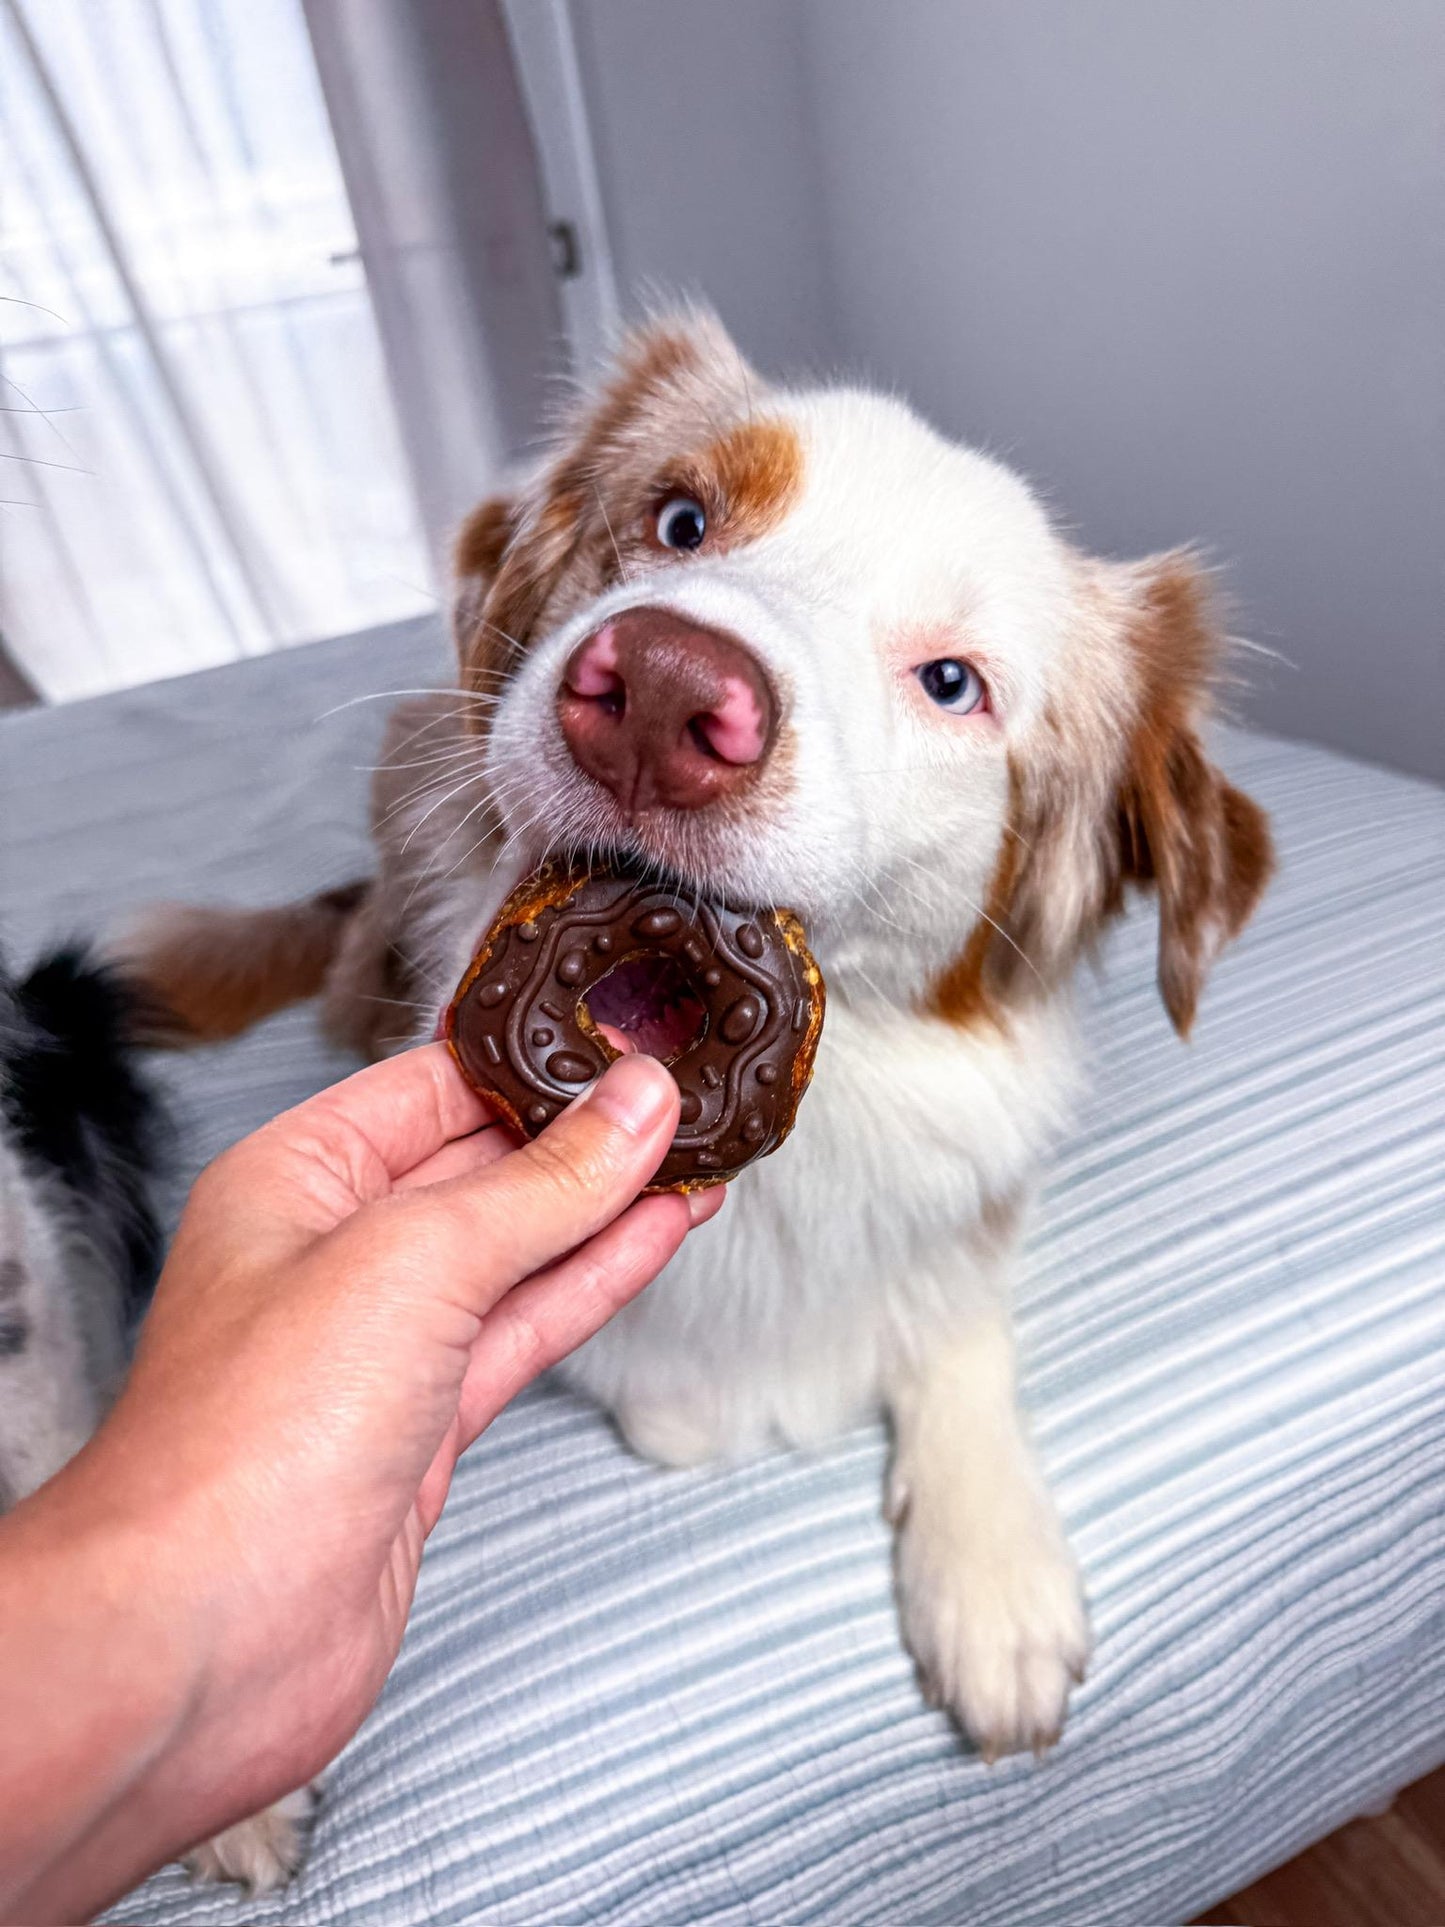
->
[0, 0, 433, 701]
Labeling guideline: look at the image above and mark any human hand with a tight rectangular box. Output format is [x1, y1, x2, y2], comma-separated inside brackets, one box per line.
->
[1, 1044, 718, 1919]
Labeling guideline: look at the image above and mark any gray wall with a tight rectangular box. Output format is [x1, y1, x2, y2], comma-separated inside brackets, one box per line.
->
[570, 0, 1443, 779]
[568, 0, 836, 378]
[798, 0, 1444, 779]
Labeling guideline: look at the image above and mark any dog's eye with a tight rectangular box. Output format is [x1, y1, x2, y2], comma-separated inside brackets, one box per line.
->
[655, 495, 707, 551]
[916, 658, 988, 714]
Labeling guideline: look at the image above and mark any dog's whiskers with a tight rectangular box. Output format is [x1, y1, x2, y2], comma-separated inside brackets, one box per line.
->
[593, 484, 632, 587]
[316, 687, 498, 723]
[398, 767, 494, 855]
[471, 614, 528, 664]
[364, 744, 493, 777]
[374, 755, 492, 833]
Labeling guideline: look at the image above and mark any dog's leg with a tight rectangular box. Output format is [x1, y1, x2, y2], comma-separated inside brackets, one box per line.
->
[886, 1292, 1089, 1759]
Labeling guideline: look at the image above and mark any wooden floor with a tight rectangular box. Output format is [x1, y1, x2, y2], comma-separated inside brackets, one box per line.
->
[1193, 1766, 1445, 1927]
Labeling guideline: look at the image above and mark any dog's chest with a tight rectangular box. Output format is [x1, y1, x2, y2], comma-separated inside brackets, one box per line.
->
[554, 996, 1080, 1451]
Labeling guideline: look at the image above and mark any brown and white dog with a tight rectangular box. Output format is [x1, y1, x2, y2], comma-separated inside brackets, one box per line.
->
[135, 309, 1272, 1798]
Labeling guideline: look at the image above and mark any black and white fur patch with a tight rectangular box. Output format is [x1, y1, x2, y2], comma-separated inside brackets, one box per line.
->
[0, 946, 169, 1510]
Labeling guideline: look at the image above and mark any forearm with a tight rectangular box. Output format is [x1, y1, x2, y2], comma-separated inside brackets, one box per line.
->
[0, 1446, 202, 1924]
[0, 1050, 694, 1919]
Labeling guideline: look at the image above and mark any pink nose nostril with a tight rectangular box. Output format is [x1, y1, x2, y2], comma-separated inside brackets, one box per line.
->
[565, 622, 623, 704]
[558, 607, 776, 814]
[690, 675, 769, 765]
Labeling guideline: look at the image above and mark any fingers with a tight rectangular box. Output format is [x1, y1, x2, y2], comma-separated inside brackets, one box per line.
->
[252, 1044, 496, 1204]
[391, 1125, 512, 1194]
[455, 1185, 725, 1447]
[376, 1054, 682, 1317]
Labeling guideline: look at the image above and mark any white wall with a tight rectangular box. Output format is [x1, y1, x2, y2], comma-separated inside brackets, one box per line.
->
[570, 0, 1443, 780]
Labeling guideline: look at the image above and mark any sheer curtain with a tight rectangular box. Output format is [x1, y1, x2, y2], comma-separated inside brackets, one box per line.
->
[0, 0, 433, 701]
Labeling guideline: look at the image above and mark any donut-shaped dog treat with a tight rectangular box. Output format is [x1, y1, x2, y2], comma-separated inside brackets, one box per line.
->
[445, 863, 825, 1191]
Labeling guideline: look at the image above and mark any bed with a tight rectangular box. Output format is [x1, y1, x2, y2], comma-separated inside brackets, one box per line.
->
[3, 618, 1442, 1927]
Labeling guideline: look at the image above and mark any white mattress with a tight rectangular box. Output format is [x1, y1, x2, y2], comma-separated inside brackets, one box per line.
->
[3, 619, 1442, 1926]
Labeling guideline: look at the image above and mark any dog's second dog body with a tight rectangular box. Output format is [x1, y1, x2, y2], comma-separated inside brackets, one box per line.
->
[138, 310, 1272, 1765]
[0, 949, 165, 1512]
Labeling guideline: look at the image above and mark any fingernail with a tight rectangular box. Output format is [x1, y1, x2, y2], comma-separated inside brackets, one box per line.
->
[687, 1183, 727, 1226]
[585, 1054, 677, 1135]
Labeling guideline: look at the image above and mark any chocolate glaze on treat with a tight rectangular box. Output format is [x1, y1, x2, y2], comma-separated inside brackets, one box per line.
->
[445, 864, 825, 1191]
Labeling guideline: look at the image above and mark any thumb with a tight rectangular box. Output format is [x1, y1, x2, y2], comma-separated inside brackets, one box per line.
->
[367, 1053, 683, 1313]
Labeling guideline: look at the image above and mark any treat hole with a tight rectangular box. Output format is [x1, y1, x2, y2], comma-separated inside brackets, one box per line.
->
[579, 953, 707, 1063]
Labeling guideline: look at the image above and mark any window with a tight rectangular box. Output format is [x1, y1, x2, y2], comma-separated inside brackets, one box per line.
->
[0, 0, 432, 700]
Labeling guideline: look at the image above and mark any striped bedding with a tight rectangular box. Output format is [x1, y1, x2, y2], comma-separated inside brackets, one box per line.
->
[3, 618, 1441, 1927]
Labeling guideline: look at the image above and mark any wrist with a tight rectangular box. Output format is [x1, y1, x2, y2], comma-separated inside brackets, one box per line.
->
[0, 1439, 209, 1920]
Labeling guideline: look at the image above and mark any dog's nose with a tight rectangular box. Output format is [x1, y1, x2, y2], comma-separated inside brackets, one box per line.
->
[557, 607, 775, 813]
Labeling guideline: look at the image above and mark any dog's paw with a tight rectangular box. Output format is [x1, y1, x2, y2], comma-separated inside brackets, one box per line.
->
[892, 1473, 1090, 1760]
[185, 1786, 316, 1893]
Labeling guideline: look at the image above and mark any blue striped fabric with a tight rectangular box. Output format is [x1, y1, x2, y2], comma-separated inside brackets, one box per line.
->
[4, 621, 1441, 1926]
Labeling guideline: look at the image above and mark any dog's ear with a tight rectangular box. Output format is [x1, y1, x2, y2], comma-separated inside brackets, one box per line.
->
[451, 495, 519, 680]
[1113, 554, 1274, 1035]
[455, 493, 518, 585]
[931, 551, 1272, 1036]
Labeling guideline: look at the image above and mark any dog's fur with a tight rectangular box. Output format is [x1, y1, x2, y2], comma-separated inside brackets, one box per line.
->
[0, 947, 167, 1511]
[129, 312, 1273, 1807]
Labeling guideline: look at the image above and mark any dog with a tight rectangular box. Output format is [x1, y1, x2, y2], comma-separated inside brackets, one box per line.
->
[129, 308, 1273, 1829]
[0, 945, 166, 1511]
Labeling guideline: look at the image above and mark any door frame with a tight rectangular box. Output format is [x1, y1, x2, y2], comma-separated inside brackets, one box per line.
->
[500, 0, 620, 372]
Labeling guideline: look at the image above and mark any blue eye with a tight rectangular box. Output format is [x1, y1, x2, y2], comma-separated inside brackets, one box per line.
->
[916, 658, 987, 714]
[655, 495, 706, 551]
